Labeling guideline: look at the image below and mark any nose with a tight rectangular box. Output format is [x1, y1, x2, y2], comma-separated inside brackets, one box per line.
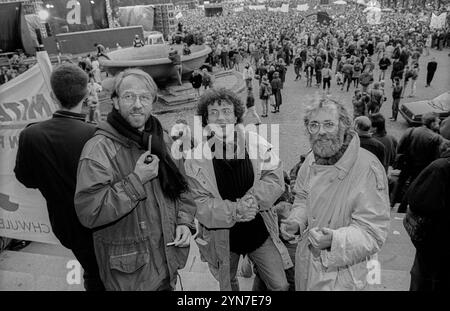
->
[133, 96, 144, 108]
[317, 124, 326, 135]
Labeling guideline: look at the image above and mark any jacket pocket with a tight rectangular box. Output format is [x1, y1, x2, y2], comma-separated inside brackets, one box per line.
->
[109, 251, 149, 274]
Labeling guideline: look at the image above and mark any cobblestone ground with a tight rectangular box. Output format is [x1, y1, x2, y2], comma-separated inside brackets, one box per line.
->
[158, 48, 450, 171]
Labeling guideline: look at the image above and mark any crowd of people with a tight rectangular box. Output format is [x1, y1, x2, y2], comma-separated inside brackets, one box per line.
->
[0, 51, 31, 86]
[4, 2, 450, 292]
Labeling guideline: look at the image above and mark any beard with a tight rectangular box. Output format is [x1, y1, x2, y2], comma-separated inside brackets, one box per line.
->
[310, 128, 345, 159]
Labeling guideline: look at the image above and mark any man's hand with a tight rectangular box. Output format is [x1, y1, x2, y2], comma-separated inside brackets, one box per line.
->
[308, 227, 333, 250]
[173, 225, 191, 247]
[134, 151, 159, 184]
[280, 219, 300, 241]
[236, 195, 258, 222]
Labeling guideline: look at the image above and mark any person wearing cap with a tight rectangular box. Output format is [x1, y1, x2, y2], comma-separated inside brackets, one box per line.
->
[74, 68, 196, 291]
[15, 64, 104, 291]
[133, 34, 144, 48]
[169, 48, 182, 85]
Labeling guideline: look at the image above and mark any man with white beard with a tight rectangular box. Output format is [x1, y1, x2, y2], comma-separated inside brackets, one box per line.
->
[281, 97, 390, 291]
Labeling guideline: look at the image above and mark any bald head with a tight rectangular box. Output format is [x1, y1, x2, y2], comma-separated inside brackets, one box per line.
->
[354, 116, 371, 133]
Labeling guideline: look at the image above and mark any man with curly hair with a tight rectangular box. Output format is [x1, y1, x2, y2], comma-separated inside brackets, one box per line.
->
[184, 88, 292, 291]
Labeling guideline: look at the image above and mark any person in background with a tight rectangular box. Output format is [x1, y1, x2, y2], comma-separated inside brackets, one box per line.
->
[390, 77, 403, 121]
[352, 89, 365, 119]
[321, 63, 332, 94]
[243, 63, 254, 89]
[94, 43, 110, 60]
[354, 116, 387, 170]
[133, 34, 145, 47]
[86, 74, 102, 124]
[425, 57, 437, 87]
[201, 68, 213, 89]
[189, 69, 203, 97]
[244, 86, 262, 126]
[259, 75, 271, 118]
[169, 48, 182, 86]
[183, 42, 192, 55]
[271, 71, 283, 113]
[408, 62, 419, 97]
[14, 64, 104, 291]
[394, 112, 444, 213]
[406, 140, 450, 291]
[378, 53, 391, 81]
[352, 57, 362, 88]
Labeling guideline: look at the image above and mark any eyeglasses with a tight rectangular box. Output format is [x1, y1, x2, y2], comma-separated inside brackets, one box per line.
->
[208, 108, 234, 119]
[307, 121, 338, 134]
[120, 92, 154, 105]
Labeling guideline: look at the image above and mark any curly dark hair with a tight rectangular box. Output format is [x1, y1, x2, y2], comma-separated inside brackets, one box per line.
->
[196, 88, 245, 127]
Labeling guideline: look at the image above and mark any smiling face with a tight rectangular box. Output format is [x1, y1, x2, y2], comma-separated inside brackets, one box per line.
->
[113, 75, 155, 131]
[206, 100, 237, 140]
[308, 106, 345, 158]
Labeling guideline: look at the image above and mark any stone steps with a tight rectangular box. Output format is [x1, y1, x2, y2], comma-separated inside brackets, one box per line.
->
[0, 212, 413, 291]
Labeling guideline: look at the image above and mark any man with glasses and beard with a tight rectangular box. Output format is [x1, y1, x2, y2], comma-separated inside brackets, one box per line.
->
[74, 69, 196, 291]
[280, 97, 390, 291]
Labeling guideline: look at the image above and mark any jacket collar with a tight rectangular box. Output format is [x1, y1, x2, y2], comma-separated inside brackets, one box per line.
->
[53, 110, 86, 121]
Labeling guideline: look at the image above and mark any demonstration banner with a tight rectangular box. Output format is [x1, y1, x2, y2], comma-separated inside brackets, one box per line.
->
[430, 12, 447, 29]
[0, 51, 60, 245]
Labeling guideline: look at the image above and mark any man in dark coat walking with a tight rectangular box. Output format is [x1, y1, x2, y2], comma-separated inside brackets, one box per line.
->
[425, 57, 437, 87]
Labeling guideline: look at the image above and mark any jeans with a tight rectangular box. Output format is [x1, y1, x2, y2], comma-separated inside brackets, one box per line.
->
[229, 237, 289, 291]
[322, 77, 331, 90]
[261, 99, 268, 116]
[392, 98, 400, 120]
[253, 241, 296, 291]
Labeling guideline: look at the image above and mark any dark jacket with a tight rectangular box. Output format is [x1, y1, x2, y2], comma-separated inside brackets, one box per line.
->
[14, 110, 96, 250]
[427, 61, 437, 73]
[379, 57, 391, 71]
[189, 73, 202, 89]
[359, 134, 387, 169]
[397, 126, 443, 179]
[373, 133, 398, 168]
[407, 149, 450, 254]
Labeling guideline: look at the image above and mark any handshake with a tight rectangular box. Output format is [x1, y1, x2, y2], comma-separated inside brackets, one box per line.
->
[235, 194, 259, 222]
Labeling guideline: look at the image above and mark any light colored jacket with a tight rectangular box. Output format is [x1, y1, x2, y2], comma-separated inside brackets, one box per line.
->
[184, 130, 293, 291]
[75, 122, 196, 291]
[289, 134, 390, 291]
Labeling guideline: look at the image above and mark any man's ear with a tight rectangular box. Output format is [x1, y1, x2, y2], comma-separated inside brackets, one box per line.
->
[112, 97, 119, 110]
